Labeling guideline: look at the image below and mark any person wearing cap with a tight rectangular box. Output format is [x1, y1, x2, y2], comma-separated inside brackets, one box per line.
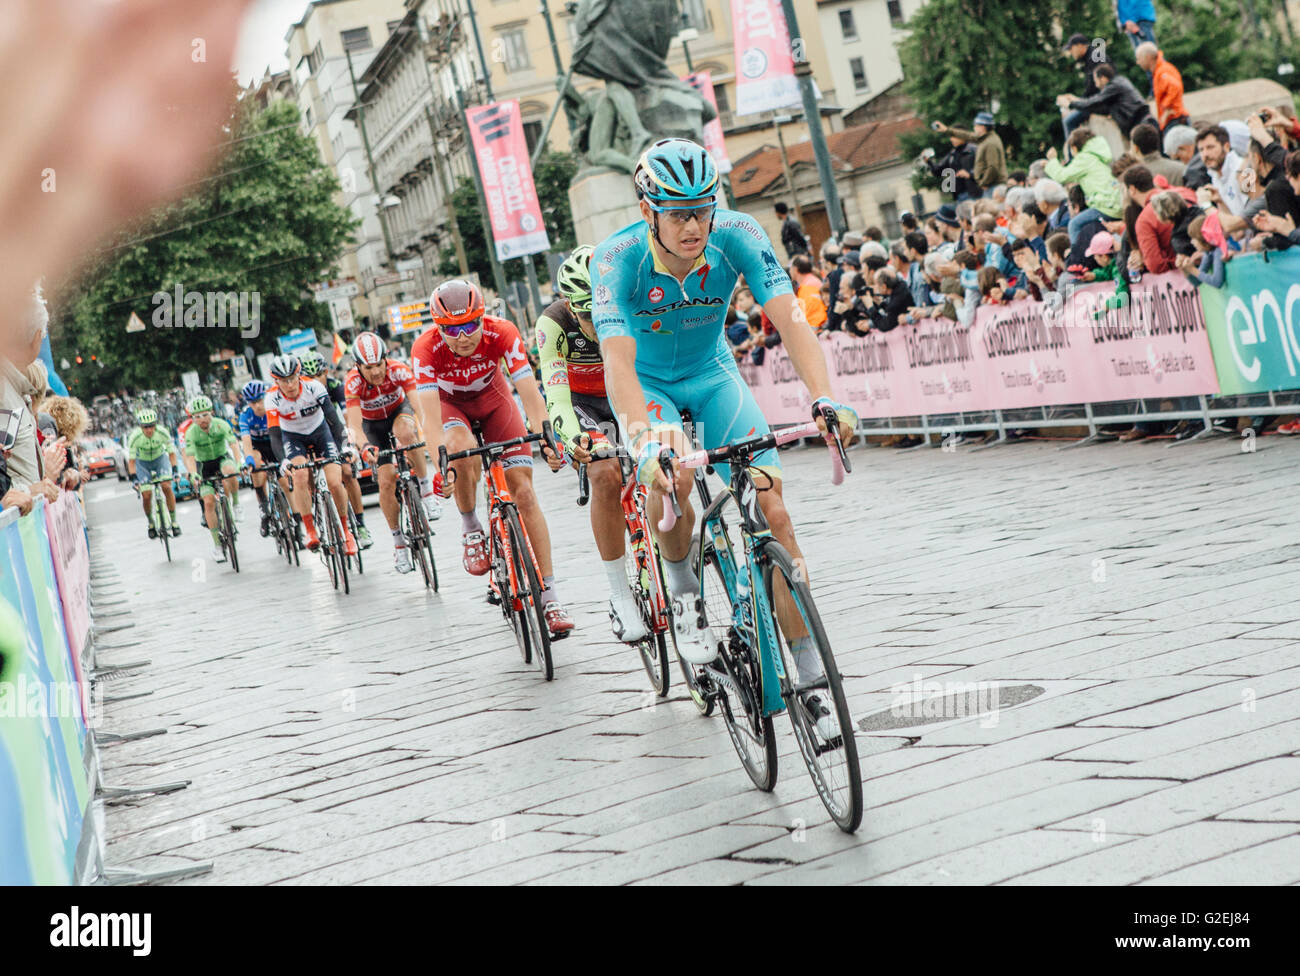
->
[1060, 32, 1116, 142]
[934, 113, 1006, 197]
[1058, 64, 1156, 142]
[1081, 231, 1120, 282]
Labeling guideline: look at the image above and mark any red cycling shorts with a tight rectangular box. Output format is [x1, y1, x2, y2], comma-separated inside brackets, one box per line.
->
[439, 372, 532, 467]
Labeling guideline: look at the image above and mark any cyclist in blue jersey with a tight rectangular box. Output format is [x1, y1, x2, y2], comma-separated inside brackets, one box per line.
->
[591, 138, 858, 696]
[238, 380, 282, 537]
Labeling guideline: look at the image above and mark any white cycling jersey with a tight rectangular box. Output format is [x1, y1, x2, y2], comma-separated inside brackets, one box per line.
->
[266, 379, 330, 435]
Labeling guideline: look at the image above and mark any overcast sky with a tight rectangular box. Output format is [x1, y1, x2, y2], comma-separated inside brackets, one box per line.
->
[234, 0, 307, 84]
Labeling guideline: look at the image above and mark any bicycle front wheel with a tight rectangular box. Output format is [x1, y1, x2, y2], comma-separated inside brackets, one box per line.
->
[626, 542, 668, 696]
[156, 495, 171, 563]
[763, 541, 862, 834]
[327, 497, 349, 594]
[699, 538, 776, 791]
[505, 505, 552, 681]
[220, 495, 240, 573]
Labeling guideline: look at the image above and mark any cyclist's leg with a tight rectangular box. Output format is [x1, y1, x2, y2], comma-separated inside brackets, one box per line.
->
[637, 377, 695, 564]
[691, 355, 816, 673]
[362, 414, 402, 531]
[220, 458, 241, 517]
[314, 429, 352, 543]
[282, 432, 312, 516]
[198, 459, 222, 548]
[439, 399, 481, 525]
[158, 456, 177, 516]
[135, 457, 157, 527]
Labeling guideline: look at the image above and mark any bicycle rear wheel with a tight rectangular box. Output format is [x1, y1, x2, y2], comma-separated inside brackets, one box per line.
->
[763, 541, 862, 834]
[346, 506, 364, 575]
[491, 513, 529, 663]
[505, 505, 551, 681]
[405, 481, 436, 591]
[316, 495, 339, 590]
[327, 496, 349, 594]
[697, 528, 775, 790]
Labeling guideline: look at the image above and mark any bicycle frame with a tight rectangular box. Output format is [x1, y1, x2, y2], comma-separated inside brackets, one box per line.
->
[696, 467, 788, 717]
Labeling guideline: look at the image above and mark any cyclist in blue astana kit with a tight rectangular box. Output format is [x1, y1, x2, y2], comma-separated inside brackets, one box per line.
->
[590, 137, 858, 671]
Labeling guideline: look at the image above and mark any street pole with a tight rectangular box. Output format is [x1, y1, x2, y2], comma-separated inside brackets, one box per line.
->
[450, 57, 509, 305]
[464, 0, 495, 101]
[772, 115, 802, 226]
[777, 0, 846, 236]
[346, 47, 396, 265]
[540, 0, 564, 72]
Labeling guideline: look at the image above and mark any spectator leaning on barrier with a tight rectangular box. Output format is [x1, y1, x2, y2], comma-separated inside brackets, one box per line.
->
[37, 395, 88, 491]
[1045, 126, 1125, 246]
[903, 230, 931, 307]
[1131, 122, 1185, 187]
[1126, 164, 1199, 274]
[936, 113, 1006, 196]
[790, 254, 828, 332]
[774, 201, 809, 258]
[1253, 151, 1300, 248]
[1197, 124, 1247, 217]
[0, 283, 51, 494]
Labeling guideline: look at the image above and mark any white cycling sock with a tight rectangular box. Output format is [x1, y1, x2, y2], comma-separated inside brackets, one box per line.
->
[541, 575, 558, 605]
[662, 556, 699, 599]
[392, 528, 406, 546]
[418, 475, 433, 496]
[790, 636, 823, 683]
[603, 558, 638, 612]
[461, 510, 482, 535]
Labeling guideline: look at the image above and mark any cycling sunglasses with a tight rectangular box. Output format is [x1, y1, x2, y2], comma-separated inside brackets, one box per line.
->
[647, 202, 717, 225]
[443, 317, 483, 338]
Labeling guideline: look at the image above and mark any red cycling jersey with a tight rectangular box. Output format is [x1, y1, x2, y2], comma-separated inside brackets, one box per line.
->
[410, 315, 533, 399]
[344, 359, 416, 420]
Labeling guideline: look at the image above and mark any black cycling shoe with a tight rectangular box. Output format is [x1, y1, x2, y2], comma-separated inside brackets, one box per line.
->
[171, 524, 181, 537]
[147, 525, 158, 539]
[800, 692, 839, 742]
[486, 586, 501, 606]
[259, 515, 270, 537]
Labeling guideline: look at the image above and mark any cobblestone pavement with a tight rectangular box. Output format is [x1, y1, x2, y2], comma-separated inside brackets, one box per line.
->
[86, 433, 1300, 884]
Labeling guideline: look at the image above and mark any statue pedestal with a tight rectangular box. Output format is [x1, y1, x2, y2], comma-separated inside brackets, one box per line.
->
[569, 168, 643, 248]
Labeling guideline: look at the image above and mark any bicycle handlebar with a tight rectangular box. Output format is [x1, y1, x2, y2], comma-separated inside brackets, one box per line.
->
[375, 440, 426, 459]
[576, 462, 590, 507]
[438, 421, 558, 488]
[656, 451, 682, 533]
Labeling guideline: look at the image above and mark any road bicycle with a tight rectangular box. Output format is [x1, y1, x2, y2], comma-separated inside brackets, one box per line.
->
[137, 475, 177, 562]
[376, 438, 438, 591]
[253, 462, 300, 567]
[660, 406, 863, 833]
[304, 456, 349, 594]
[575, 442, 679, 697]
[440, 422, 559, 681]
[200, 474, 240, 573]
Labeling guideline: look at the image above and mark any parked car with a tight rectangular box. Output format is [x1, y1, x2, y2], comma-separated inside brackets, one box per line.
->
[79, 436, 128, 480]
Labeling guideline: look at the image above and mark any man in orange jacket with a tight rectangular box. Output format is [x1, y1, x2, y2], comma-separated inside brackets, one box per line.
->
[1136, 43, 1187, 134]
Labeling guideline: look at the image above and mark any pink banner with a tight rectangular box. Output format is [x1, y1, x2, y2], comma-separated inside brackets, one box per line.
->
[730, 0, 800, 117]
[43, 490, 90, 725]
[685, 71, 732, 174]
[741, 273, 1220, 422]
[466, 99, 550, 260]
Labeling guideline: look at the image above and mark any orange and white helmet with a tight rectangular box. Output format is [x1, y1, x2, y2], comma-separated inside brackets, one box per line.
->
[351, 331, 385, 366]
[429, 279, 485, 326]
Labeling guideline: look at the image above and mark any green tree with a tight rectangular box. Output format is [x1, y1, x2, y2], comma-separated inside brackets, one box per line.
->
[899, 0, 1117, 179]
[1155, 0, 1246, 90]
[434, 150, 578, 287]
[53, 98, 357, 394]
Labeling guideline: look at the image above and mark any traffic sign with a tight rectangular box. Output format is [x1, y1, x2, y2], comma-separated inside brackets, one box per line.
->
[125, 311, 147, 333]
[374, 269, 417, 286]
[278, 329, 319, 355]
[312, 279, 359, 303]
[328, 297, 354, 332]
[385, 301, 433, 335]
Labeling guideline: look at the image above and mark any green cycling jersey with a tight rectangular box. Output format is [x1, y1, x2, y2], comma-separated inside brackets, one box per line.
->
[126, 425, 176, 462]
[184, 417, 238, 463]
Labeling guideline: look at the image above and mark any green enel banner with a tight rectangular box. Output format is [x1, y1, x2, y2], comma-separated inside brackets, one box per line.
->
[1198, 249, 1300, 396]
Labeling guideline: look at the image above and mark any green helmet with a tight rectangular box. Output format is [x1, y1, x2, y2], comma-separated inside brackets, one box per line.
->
[135, 408, 158, 426]
[187, 395, 213, 415]
[299, 349, 326, 375]
[557, 245, 595, 313]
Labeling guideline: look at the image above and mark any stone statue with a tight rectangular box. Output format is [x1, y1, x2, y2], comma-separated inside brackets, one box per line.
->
[563, 0, 716, 175]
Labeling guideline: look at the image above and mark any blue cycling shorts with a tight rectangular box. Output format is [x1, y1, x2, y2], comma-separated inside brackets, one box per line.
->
[639, 350, 780, 481]
[134, 455, 173, 485]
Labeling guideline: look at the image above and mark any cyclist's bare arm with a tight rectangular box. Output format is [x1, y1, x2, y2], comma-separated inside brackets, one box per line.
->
[602, 335, 673, 493]
[509, 371, 550, 439]
[416, 390, 445, 454]
[763, 294, 833, 401]
[345, 404, 367, 453]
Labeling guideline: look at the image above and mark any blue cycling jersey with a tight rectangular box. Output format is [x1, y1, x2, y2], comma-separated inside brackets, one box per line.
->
[591, 210, 794, 383]
[238, 404, 268, 439]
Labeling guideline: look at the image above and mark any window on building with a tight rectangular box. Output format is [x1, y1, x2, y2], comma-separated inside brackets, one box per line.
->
[341, 27, 372, 53]
[680, 0, 712, 31]
[879, 201, 901, 240]
[497, 27, 530, 72]
[887, 1, 905, 27]
[294, 56, 312, 87]
[850, 58, 869, 92]
[304, 105, 313, 129]
[713, 83, 730, 115]
[310, 42, 323, 74]
[523, 119, 543, 155]
[839, 9, 857, 40]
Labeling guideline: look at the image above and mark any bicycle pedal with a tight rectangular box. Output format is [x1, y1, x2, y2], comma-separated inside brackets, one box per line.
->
[485, 588, 501, 606]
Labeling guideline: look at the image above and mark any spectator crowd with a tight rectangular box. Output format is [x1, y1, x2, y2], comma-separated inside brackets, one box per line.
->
[731, 13, 1300, 445]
